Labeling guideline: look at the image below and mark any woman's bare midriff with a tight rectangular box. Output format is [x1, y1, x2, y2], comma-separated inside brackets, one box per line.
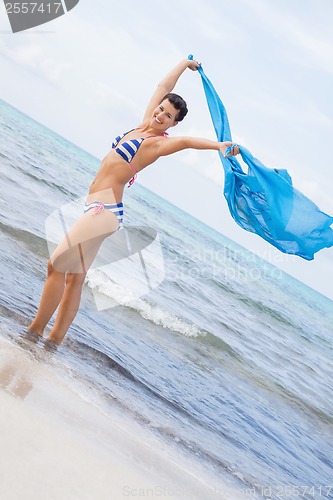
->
[87, 151, 132, 204]
[87, 131, 164, 205]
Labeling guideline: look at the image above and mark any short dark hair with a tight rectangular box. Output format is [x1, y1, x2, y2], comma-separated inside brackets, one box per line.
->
[161, 93, 188, 122]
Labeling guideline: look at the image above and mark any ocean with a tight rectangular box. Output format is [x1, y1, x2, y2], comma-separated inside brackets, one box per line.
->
[1, 98, 333, 500]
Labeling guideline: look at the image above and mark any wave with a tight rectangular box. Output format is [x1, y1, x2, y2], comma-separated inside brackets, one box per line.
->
[0, 303, 30, 327]
[63, 338, 248, 447]
[3, 161, 75, 199]
[86, 269, 202, 337]
[197, 331, 241, 358]
[211, 276, 301, 332]
[0, 151, 11, 160]
[65, 338, 203, 418]
[0, 221, 48, 259]
[133, 299, 202, 336]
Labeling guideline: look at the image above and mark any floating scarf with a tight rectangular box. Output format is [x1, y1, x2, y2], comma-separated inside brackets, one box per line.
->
[190, 55, 333, 260]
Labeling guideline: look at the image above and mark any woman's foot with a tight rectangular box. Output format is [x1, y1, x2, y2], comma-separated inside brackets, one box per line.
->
[22, 328, 43, 344]
[42, 338, 58, 353]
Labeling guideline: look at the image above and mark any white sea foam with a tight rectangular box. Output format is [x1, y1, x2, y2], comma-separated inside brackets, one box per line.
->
[86, 268, 202, 337]
[82, 228, 165, 311]
[131, 298, 202, 337]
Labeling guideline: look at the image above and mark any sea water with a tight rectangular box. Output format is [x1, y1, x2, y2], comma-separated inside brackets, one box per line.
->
[1, 99, 333, 499]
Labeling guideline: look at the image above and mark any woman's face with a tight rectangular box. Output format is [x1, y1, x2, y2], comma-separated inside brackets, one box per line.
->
[151, 99, 178, 129]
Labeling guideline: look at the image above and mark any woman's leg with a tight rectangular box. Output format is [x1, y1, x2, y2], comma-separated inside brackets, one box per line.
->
[28, 260, 65, 335]
[46, 239, 104, 345]
[47, 271, 86, 345]
[29, 207, 119, 344]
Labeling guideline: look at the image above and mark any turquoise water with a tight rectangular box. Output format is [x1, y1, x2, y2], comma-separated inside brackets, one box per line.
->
[1, 99, 333, 498]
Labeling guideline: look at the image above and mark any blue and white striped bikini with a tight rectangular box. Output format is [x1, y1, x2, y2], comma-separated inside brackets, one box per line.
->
[84, 201, 124, 229]
[112, 128, 168, 187]
[84, 129, 167, 229]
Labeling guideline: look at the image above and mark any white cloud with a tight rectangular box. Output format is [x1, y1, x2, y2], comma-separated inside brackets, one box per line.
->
[0, 39, 72, 82]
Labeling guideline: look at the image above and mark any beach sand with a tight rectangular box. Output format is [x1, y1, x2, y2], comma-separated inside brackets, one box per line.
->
[0, 337, 243, 500]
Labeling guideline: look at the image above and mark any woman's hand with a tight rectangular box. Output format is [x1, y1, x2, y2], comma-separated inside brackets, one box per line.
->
[187, 59, 201, 71]
[219, 141, 240, 157]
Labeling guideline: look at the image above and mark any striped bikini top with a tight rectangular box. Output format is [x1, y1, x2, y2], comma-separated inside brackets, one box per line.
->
[112, 128, 168, 187]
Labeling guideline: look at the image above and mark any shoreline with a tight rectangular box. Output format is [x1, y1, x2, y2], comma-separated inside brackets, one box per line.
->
[0, 338, 244, 500]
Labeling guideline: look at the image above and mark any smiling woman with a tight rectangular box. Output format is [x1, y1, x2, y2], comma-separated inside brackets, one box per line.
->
[27, 57, 240, 348]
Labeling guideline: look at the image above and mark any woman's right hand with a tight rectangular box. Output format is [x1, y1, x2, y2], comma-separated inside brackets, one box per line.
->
[219, 142, 240, 157]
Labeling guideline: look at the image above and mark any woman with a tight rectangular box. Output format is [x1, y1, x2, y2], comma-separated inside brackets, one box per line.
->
[28, 58, 239, 348]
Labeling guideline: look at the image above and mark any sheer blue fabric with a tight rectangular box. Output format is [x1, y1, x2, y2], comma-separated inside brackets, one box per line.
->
[193, 57, 333, 260]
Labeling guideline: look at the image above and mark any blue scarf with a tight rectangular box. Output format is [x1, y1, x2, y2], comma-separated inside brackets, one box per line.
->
[192, 56, 333, 260]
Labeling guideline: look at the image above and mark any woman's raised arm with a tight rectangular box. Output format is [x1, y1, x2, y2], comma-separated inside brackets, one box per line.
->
[141, 58, 200, 123]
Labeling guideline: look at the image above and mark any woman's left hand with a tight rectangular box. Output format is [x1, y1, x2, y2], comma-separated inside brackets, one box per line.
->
[219, 142, 240, 157]
[187, 59, 201, 71]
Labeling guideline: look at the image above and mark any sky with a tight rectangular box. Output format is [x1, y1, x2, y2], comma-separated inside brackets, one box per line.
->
[1, 0, 333, 300]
